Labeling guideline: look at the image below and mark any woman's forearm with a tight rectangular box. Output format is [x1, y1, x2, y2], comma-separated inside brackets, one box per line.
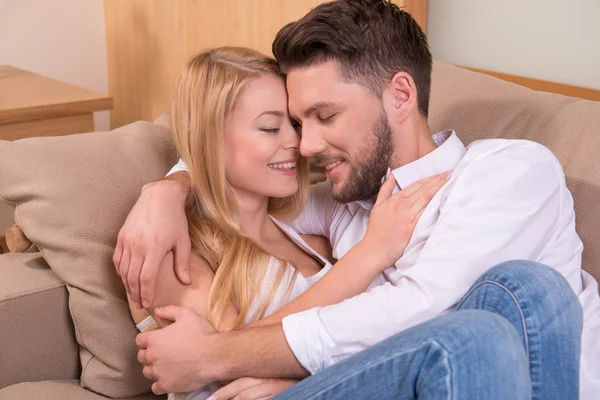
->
[252, 240, 385, 327]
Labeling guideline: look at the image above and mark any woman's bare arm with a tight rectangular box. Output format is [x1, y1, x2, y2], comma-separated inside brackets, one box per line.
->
[126, 251, 237, 329]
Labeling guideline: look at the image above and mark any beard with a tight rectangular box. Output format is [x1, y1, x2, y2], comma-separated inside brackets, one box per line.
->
[331, 109, 393, 203]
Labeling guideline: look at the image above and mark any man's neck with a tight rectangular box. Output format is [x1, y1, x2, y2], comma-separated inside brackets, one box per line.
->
[389, 119, 436, 170]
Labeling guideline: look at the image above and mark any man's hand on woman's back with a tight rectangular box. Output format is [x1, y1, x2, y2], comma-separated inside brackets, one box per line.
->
[113, 172, 192, 308]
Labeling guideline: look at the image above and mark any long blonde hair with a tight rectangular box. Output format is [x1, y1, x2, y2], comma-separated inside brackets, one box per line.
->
[171, 47, 310, 331]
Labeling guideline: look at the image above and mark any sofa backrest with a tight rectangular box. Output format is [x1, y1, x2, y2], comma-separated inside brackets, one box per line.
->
[429, 61, 600, 284]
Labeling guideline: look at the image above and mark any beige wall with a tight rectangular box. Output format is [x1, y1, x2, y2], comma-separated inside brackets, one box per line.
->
[427, 0, 600, 90]
[0, 0, 109, 233]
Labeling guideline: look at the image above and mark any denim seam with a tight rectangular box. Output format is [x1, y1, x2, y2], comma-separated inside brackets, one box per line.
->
[456, 280, 530, 361]
[418, 341, 454, 400]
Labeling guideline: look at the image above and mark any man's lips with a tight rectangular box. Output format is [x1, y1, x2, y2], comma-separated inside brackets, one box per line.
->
[314, 157, 345, 169]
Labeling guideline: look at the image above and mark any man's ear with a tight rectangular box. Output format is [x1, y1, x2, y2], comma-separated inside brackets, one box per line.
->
[382, 71, 418, 124]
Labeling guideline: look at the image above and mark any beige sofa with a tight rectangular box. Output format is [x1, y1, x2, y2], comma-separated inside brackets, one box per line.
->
[1, 62, 599, 399]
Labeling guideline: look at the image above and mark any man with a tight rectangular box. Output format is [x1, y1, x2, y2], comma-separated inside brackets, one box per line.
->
[115, 0, 598, 398]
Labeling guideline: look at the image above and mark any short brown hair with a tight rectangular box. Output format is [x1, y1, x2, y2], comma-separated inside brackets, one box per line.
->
[272, 0, 433, 117]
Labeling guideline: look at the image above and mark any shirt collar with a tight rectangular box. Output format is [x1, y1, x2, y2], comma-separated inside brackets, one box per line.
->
[347, 130, 465, 215]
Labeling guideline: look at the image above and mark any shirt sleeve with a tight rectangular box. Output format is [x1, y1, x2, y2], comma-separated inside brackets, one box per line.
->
[282, 142, 564, 374]
[287, 181, 345, 239]
[166, 158, 188, 176]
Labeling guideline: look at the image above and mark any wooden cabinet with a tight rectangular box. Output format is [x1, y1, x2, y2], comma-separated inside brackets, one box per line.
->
[0, 66, 113, 140]
[104, 0, 427, 128]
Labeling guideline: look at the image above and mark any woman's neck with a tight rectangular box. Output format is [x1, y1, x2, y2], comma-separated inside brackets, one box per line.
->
[232, 189, 274, 242]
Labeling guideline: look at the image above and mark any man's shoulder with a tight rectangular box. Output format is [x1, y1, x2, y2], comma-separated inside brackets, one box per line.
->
[451, 138, 565, 201]
[463, 138, 560, 172]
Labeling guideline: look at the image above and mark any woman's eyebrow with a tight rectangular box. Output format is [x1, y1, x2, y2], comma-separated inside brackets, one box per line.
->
[254, 110, 284, 120]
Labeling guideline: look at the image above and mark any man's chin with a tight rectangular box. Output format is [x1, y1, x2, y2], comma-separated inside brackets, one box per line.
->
[330, 181, 363, 204]
[330, 181, 349, 203]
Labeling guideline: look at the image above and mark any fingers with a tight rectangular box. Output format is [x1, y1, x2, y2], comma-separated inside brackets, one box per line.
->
[119, 247, 132, 298]
[409, 193, 431, 218]
[425, 171, 450, 191]
[152, 381, 167, 395]
[403, 172, 449, 199]
[211, 377, 264, 400]
[406, 173, 449, 217]
[142, 363, 154, 380]
[418, 172, 449, 202]
[153, 305, 186, 323]
[174, 238, 192, 285]
[230, 383, 274, 400]
[227, 379, 297, 400]
[412, 208, 426, 224]
[136, 332, 149, 349]
[113, 240, 123, 274]
[140, 256, 161, 309]
[400, 173, 441, 197]
[127, 252, 145, 308]
[374, 170, 396, 206]
[137, 348, 148, 364]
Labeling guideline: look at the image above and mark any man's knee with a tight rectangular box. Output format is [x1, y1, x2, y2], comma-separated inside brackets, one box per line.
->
[486, 259, 564, 283]
[420, 310, 530, 394]
[478, 260, 578, 304]
[467, 260, 583, 338]
[432, 310, 524, 354]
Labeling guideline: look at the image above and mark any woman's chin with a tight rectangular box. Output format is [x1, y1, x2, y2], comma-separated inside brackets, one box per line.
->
[265, 184, 299, 199]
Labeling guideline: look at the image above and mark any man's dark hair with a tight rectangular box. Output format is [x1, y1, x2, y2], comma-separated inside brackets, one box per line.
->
[272, 0, 433, 117]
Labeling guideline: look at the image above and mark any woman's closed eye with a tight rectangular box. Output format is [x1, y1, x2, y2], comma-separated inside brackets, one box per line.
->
[260, 127, 280, 134]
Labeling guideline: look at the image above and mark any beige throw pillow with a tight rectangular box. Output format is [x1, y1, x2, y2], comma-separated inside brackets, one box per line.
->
[0, 120, 177, 397]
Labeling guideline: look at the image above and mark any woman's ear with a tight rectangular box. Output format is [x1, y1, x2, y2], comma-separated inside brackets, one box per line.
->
[382, 71, 418, 124]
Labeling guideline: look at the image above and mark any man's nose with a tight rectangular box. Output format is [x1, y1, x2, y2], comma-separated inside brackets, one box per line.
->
[300, 128, 327, 157]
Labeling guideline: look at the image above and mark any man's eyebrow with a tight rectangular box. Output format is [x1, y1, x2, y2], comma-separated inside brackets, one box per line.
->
[291, 101, 336, 121]
[254, 110, 284, 120]
[303, 101, 335, 118]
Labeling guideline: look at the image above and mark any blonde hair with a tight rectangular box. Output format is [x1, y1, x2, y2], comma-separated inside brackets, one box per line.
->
[171, 47, 310, 331]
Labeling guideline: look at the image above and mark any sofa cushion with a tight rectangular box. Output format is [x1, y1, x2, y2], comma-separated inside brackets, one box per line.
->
[0, 252, 79, 389]
[0, 380, 166, 400]
[0, 121, 177, 397]
[429, 61, 600, 284]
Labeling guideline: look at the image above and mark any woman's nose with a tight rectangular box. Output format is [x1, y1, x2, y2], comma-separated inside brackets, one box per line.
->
[282, 125, 300, 150]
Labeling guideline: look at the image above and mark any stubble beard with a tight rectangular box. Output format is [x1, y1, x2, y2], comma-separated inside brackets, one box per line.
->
[332, 110, 394, 203]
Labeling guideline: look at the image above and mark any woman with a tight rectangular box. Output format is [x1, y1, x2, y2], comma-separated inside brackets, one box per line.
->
[126, 47, 446, 400]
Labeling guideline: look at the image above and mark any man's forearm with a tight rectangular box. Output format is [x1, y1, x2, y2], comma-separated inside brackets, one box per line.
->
[142, 171, 191, 204]
[164, 170, 191, 190]
[209, 323, 309, 382]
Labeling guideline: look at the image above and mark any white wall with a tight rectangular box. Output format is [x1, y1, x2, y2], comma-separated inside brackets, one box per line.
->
[427, 0, 600, 90]
[0, 0, 109, 234]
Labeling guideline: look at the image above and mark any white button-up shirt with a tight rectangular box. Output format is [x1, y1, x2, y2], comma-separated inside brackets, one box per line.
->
[282, 131, 600, 399]
[167, 131, 600, 398]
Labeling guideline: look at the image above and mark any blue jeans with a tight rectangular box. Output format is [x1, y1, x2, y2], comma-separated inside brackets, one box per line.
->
[274, 261, 583, 400]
